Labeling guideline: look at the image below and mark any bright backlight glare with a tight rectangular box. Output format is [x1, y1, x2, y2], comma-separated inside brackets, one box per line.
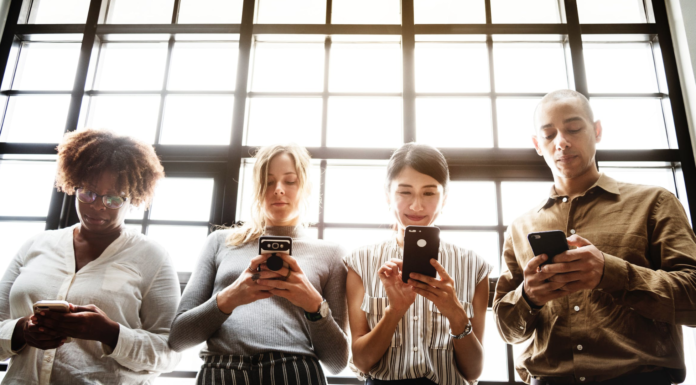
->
[501, 181, 551, 224]
[92, 43, 169, 91]
[416, 43, 489, 93]
[577, 0, 647, 23]
[147, 225, 210, 272]
[160, 95, 234, 145]
[245, 98, 322, 147]
[592, 98, 669, 149]
[331, 0, 401, 24]
[12, 43, 81, 91]
[0, 161, 56, 217]
[497, 97, 542, 148]
[414, 0, 486, 24]
[104, 0, 175, 24]
[322, 228, 395, 252]
[416, 97, 493, 148]
[82, 95, 161, 144]
[491, 0, 561, 23]
[493, 43, 568, 93]
[439, 231, 500, 277]
[327, 97, 402, 148]
[0, 221, 46, 275]
[480, 310, 509, 380]
[324, 163, 391, 224]
[329, 43, 402, 93]
[437, 182, 497, 226]
[256, 0, 326, 24]
[149, 178, 215, 221]
[168, 43, 238, 91]
[584, 43, 659, 93]
[28, 0, 90, 24]
[251, 43, 324, 92]
[0, 95, 71, 143]
[177, 0, 243, 23]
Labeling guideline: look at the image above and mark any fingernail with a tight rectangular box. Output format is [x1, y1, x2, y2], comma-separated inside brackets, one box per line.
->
[39, 328, 44, 332]
[40, 312, 45, 316]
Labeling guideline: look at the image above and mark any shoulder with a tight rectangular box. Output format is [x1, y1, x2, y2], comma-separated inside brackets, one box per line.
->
[21, 227, 71, 252]
[615, 180, 672, 202]
[121, 229, 170, 263]
[440, 240, 485, 264]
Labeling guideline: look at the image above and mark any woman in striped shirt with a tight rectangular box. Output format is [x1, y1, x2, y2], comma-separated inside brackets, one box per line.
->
[345, 143, 492, 385]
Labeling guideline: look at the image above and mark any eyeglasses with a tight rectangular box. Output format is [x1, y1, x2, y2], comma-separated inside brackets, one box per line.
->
[75, 188, 128, 210]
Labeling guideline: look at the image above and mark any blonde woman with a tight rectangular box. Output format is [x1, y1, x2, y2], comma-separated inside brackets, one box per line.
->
[168, 144, 349, 385]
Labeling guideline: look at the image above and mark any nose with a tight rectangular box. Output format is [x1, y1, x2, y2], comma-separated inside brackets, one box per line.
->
[274, 181, 285, 196]
[409, 196, 423, 212]
[91, 198, 107, 211]
[554, 131, 570, 151]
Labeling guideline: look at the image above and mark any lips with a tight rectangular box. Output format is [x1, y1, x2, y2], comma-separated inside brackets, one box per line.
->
[83, 215, 107, 225]
[556, 155, 578, 163]
[271, 202, 288, 207]
[405, 214, 427, 222]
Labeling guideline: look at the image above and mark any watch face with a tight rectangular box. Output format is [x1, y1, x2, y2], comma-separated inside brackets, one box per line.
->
[319, 300, 329, 318]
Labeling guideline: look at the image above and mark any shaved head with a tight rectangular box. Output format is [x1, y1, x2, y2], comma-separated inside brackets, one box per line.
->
[534, 89, 595, 131]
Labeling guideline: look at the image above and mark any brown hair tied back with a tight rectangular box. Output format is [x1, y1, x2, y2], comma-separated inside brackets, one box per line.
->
[55, 129, 165, 209]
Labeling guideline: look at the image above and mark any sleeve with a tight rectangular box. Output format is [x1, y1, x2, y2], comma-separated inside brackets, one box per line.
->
[308, 245, 350, 375]
[168, 232, 231, 352]
[102, 251, 182, 373]
[492, 230, 542, 344]
[0, 235, 37, 360]
[596, 191, 696, 326]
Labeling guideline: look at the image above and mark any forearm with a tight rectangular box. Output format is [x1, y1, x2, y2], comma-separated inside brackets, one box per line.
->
[168, 296, 230, 351]
[451, 324, 484, 381]
[10, 317, 26, 352]
[308, 313, 349, 374]
[351, 307, 404, 374]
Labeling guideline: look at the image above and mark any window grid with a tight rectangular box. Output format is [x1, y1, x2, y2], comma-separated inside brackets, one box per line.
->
[0, 0, 695, 383]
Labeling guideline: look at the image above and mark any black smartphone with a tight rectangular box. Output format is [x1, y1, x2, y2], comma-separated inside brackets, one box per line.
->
[258, 236, 292, 271]
[402, 226, 440, 283]
[527, 230, 569, 264]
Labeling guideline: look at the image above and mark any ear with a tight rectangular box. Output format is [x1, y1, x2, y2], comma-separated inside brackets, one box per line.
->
[594, 120, 603, 143]
[532, 134, 543, 156]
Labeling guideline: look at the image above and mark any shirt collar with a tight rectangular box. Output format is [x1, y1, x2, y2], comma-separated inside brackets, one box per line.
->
[536, 173, 620, 212]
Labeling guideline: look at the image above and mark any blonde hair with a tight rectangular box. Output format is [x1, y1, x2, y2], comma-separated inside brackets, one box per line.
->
[225, 144, 313, 247]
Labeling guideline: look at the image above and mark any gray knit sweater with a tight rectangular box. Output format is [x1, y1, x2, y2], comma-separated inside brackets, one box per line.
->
[168, 226, 349, 374]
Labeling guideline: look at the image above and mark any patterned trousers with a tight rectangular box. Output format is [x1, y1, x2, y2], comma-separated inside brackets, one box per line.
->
[197, 353, 327, 385]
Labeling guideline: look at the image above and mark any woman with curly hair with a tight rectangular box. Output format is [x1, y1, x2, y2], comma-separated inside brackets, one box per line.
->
[168, 144, 349, 385]
[0, 129, 181, 384]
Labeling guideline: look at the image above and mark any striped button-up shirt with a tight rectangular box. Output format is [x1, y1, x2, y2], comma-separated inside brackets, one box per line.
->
[345, 237, 492, 385]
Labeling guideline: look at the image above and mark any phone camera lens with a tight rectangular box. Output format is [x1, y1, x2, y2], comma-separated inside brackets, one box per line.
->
[272, 243, 279, 249]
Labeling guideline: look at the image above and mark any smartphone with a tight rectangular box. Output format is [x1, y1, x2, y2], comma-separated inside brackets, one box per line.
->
[258, 236, 292, 271]
[33, 300, 72, 343]
[527, 230, 569, 264]
[402, 226, 440, 283]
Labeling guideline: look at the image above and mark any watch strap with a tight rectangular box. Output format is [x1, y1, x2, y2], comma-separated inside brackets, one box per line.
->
[449, 319, 473, 339]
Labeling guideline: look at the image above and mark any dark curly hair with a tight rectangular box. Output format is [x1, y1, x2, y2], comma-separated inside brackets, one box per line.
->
[55, 129, 165, 208]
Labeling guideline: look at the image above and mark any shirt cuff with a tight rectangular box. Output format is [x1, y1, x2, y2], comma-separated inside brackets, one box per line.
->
[102, 324, 134, 359]
[596, 252, 629, 293]
[0, 318, 24, 355]
[508, 283, 542, 331]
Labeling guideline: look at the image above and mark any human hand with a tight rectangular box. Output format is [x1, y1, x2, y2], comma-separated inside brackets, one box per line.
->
[408, 259, 469, 331]
[217, 254, 280, 314]
[34, 304, 120, 350]
[522, 253, 568, 307]
[543, 234, 605, 292]
[377, 259, 416, 315]
[12, 315, 66, 351]
[257, 253, 323, 313]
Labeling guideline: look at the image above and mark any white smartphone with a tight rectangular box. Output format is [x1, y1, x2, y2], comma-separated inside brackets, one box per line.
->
[33, 300, 72, 343]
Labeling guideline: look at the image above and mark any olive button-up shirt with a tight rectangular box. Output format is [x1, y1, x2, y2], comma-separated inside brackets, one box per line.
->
[493, 173, 696, 384]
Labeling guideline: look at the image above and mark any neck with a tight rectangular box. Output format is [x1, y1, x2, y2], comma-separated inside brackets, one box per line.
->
[553, 163, 601, 198]
[265, 217, 300, 227]
[76, 223, 124, 245]
[396, 228, 405, 248]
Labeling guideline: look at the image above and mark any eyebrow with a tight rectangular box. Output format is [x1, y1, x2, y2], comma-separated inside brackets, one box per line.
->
[539, 116, 584, 130]
[397, 184, 439, 189]
[268, 172, 297, 177]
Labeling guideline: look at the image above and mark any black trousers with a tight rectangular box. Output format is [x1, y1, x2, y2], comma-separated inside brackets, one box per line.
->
[197, 353, 326, 385]
[530, 370, 671, 385]
[366, 378, 438, 385]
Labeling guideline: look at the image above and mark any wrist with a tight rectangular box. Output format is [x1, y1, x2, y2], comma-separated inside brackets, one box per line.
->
[216, 289, 237, 314]
[302, 294, 323, 313]
[522, 284, 544, 309]
[447, 307, 469, 335]
[11, 317, 28, 352]
[101, 320, 120, 350]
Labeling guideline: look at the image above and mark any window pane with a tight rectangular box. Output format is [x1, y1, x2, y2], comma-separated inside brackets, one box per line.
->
[599, 164, 676, 195]
[440, 231, 500, 277]
[513, 339, 534, 382]
[178, 0, 244, 23]
[438, 182, 497, 226]
[168, 42, 238, 91]
[147, 225, 209, 272]
[416, 97, 493, 148]
[0, 95, 71, 143]
[256, 0, 326, 24]
[501, 181, 551, 225]
[28, 0, 90, 24]
[160, 95, 234, 145]
[92, 43, 169, 91]
[497, 97, 541, 149]
[327, 97, 402, 148]
[491, 0, 561, 23]
[12, 43, 81, 91]
[592, 98, 669, 150]
[245, 98, 322, 147]
[584, 43, 659, 93]
[104, 0, 175, 24]
[577, 0, 647, 23]
[324, 163, 392, 224]
[0, 222, 46, 275]
[0, 160, 56, 217]
[329, 43, 402, 93]
[322, 228, 395, 252]
[236, 160, 321, 224]
[149, 178, 215, 221]
[414, 0, 486, 24]
[493, 43, 568, 93]
[683, 327, 696, 385]
[251, 43, 324, 92]
[331, 0, 401, 24]
[479, 310, 509, 381]
[81, 95, 161, 144]
[415, 43, 489, 93]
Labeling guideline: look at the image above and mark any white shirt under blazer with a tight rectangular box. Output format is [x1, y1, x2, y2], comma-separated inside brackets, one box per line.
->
[0, 225, 182, 384]
[344, 237, 492, 385]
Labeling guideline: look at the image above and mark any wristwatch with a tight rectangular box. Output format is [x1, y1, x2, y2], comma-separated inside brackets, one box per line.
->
[304, 299, 329, 322]
[449, 319, 473, 339]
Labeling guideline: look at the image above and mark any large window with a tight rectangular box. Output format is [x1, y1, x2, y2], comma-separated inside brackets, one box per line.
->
[0, 0, 695, 384]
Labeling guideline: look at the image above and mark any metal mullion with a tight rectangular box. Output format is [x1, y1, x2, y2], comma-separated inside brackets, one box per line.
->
[401, 0, 416, 143]
[485, 0, 492, 24]
[651, 0, 696, 224]
[648, 37, 675, 151]
[487, 36, 498, 148]
[252, 24, 400, 35]
[0, 0, 24, 90]
[96, 24, 242, 35]
[249, 92, 402, 97]
[318, 160, 327, 239]
[414, 24, 567, 35]
[563, 0, 588, 97]
[221, 0, 255, 226]
[0, 216, 46, 222]
[588, 92, 666, 98]
[326, 0, 333, 24]
[494, 180, 514, 382]
[151, 0, 181, 146]
[1, 90, 73, 95]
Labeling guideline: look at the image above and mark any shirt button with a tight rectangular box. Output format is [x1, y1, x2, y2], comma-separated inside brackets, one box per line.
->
[413, 347, 418, 352]
[519, 325, 524, 330]
[574, 306, 580, 312]
[413, 316, 418, 321]
[577, 345, 583, 351]
[580, 377, 586, 382]
[570, 229, 576, 234]
[562, 197, 568, 203]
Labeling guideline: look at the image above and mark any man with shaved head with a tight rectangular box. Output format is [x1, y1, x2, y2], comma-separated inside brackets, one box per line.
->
[493, 89, 696, 385]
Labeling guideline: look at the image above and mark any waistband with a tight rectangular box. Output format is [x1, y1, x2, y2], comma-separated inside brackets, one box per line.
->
[530, 370, 670, 385]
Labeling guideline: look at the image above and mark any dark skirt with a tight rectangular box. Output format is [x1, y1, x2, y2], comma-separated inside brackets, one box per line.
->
[197, 353, 327, 385]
